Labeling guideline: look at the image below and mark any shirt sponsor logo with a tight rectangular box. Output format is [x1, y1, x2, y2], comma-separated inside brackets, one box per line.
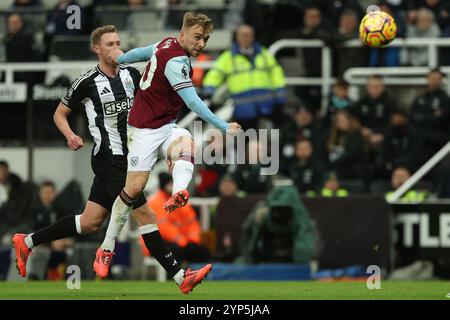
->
[103, 97, 134, 116]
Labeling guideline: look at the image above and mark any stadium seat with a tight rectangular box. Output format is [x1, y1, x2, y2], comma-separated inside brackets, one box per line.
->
[78, 0, 93, 7]
[189, 0, 226, 8]
[93, 7, 129, 30]
[0, 0, 13, 10]
[128, 11, 163, 32]
[22, 12, 47, 33]
[141, 256, 167, 282]
[49, 36, 94, 61]
[0, 14, 6, 33]
[41, 0, 58, 10]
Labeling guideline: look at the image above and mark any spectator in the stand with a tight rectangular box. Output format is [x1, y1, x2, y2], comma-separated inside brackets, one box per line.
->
[46, 0, 87, 36]
[402, 8, 441, 66]
[316, 172, 349, 197]
[352, 75, 397, 150]
[313, 0, 363, 28]
[385, 167, 429, 202]
[44, 0, 88, 60]
[0, 160, 23, 203]
[324, 79, 352, 126]
[232, 139, 271, 194]
[334, 9, 369, 77]
[287, 139, 324, 195]
[142, 173, 210, 263]
[407, 0, 450, 31]
[298, 6, 330, 77]
[280, 105, 325, 168]
[326, 110, 368, 180]
[13, 0, 41, 7]
[296, 6, 330, 107]
[2, 13, 39, 82]
[409, 68, 450, 158]
[381, 110, 424, 176]
[28, 181, 73, 280]
[203, 24, 286, 130]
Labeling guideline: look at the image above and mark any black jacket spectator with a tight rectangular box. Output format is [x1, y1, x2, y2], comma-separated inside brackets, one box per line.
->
[382, 111, 424, 174]
[313, 0, 363, 27]
[287, 139, 324, 194]
[332, 9, 369, 77]
[410, 69, 450, 158]
[3, 30, 35, 63]
[2, 13, 40, 83]
[410, 88, 450, 155]
[352, 90, 397, 134]
[233, 164, 271, 194]
[326, 110, 368, 180]
[0, 160, 23, 201]
[297, 7, 331, 77]
[279, 106, 327, 168]
[46, 0, 87, 36]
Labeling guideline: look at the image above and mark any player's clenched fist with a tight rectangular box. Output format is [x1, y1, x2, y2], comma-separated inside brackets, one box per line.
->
[110, 48, 124, 64]
[67, 134, 84, 151]
[227, 122, 241, 135]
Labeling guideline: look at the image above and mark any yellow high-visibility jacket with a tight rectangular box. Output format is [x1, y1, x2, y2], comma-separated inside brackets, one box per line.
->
[385, 190, 428, 203]
[203, 42, 286, 120]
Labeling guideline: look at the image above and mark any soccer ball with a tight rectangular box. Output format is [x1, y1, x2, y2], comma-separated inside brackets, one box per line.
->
[359, 11, 397, 48]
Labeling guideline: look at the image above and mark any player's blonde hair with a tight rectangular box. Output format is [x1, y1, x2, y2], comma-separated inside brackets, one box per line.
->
[90, 25, 117, 46]
[182, 11, 213, 34]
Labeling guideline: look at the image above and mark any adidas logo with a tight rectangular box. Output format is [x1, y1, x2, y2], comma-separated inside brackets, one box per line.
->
[101, 87, 111, 95]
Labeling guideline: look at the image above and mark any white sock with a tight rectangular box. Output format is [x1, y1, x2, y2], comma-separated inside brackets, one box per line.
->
[173, 269, 186, 286]
[101, 195, 133, 252]
[75, 215, 82, 234]
[172, 160, 194, 194]
[24, 234, 34, 250]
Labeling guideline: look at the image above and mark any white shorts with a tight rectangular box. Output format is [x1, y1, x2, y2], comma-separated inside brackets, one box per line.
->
[127, 123, 192, 172]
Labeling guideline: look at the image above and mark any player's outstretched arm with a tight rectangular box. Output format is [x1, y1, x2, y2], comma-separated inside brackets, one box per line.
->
[53, 102, 84, 151]
[177, 87, 240, 134]
[113, 43, 158, 64]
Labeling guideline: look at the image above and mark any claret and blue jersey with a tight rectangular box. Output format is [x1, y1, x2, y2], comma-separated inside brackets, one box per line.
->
[119, 37, 229, 133]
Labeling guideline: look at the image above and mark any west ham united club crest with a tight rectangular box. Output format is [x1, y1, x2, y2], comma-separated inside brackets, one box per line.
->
[130, 156, 139, 167]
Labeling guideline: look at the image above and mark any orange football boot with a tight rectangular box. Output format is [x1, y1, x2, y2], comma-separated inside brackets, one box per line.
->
[179, 264, 212, 294]
[163, 190, 189, 214]
[12, 233, 32, 278]
[93, 248, 115, 279]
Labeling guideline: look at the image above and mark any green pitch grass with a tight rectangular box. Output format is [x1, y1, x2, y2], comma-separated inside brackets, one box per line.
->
[0, 280, 449, 300]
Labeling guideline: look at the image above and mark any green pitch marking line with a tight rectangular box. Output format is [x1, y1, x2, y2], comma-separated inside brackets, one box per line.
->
[0, 280, 449, 300]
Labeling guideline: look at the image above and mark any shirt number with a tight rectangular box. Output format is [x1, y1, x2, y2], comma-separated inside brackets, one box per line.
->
[140, 49, 158, 90]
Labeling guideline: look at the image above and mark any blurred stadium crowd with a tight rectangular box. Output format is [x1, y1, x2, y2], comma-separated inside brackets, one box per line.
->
[1, 0, 450, 280]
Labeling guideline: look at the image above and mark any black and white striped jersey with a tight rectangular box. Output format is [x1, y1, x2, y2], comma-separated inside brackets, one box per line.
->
[61, 64, 141, 157]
